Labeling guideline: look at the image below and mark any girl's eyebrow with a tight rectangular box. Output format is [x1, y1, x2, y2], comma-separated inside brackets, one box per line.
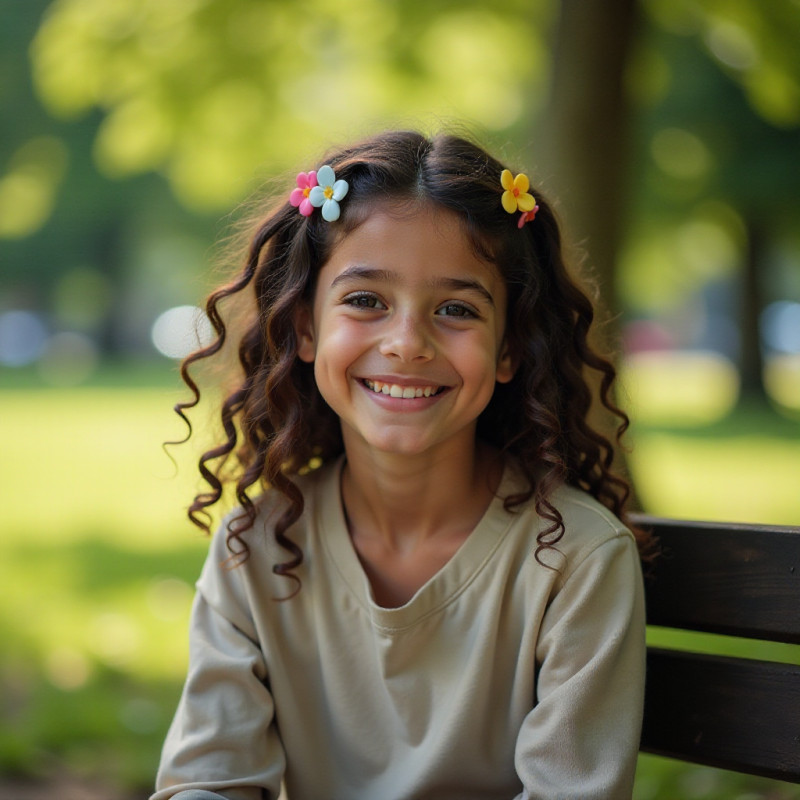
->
[329, 266, 395, 287]
[329, 266, 496, 307]
[435, 277, 495, 307]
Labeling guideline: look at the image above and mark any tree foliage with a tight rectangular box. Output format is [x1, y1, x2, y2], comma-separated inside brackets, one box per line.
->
[643, 0, 800, 130]
[30, 0, 552, 210]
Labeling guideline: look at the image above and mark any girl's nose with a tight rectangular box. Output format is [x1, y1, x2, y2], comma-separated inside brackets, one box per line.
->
[378, 314, 435, 362]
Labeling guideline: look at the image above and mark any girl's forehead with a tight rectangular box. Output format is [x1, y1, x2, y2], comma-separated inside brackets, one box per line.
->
[327, 200, 501, 277]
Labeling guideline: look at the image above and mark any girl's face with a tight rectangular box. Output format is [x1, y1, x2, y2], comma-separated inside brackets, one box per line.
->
[295, 202, 516, 462]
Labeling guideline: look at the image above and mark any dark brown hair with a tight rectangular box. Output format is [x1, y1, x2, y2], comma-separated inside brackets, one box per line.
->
[175, 130, 645, 591]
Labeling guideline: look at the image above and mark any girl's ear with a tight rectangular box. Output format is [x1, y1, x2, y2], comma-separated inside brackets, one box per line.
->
[294, 305, 316, 363]
[495, 337, 518, 384]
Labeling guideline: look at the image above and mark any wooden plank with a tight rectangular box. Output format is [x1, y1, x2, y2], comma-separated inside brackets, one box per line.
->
[641, 648, 800, 782]
[632, 515, 800, 643]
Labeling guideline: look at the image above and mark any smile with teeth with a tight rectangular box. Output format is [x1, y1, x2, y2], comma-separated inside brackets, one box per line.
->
[364, 379, 444, 398]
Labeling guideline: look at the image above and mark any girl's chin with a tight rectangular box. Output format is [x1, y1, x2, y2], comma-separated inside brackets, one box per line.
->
[342, 425, 478, 462]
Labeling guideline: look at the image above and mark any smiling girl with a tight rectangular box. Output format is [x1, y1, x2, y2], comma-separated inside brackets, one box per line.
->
[152, 131, 649, 800]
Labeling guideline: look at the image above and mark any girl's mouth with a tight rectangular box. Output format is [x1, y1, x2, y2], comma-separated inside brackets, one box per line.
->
[363, 379, 445, 399]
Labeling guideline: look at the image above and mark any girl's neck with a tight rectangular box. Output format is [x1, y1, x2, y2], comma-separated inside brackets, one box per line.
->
[340, 439, 504, 551]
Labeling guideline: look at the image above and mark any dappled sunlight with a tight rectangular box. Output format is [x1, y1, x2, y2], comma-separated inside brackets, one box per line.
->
[45, 645, 93, 691]
[1, 535, 202, 680]
[621, 350, 800, 524]
[630, 434, 800, 525]
[765, 354, 800, 417]
[650, 127, 711, 181]
[1, 387, 216, 545]
[621, 350, 739, 426]
[618, 203, 744, 312]
[0, 136, 68, 239]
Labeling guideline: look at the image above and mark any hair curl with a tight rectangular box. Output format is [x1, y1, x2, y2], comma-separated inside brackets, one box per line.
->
[174, 130, 648, 593]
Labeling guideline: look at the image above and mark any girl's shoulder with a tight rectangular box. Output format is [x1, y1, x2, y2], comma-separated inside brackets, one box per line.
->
[213, 456, 342, 550]
[201, 457, 343, 586]
[501, 463, 635, 575]
[551, 483, 630, 540]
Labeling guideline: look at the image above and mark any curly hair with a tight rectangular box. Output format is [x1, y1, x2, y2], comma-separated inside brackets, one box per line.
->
[174, 129, 647, 592]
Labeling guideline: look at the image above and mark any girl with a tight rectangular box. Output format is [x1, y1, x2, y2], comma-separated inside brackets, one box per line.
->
[152, 130, 648, 800]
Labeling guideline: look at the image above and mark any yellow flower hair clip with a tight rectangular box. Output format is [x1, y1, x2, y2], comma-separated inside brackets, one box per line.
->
[500, 169, 538, 228]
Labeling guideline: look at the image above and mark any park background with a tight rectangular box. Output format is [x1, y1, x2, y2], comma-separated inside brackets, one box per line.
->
[1, 0, 799, 798]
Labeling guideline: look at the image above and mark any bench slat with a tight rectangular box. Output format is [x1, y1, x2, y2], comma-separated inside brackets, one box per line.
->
[633, 515, 800, 643]
[641, 648, 800, 783]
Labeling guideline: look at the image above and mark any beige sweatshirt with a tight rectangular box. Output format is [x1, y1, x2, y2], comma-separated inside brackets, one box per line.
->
[152, 458, 645, 800]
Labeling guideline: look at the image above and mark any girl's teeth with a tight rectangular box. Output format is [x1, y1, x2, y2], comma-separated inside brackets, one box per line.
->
[366, 380, 438, 398]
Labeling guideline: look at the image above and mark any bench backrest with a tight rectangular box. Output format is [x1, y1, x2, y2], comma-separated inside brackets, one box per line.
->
[633, 514, 800, 783]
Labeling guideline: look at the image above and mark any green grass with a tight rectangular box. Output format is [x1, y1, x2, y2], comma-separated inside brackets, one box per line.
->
[1, 365, 799, 797]
[1, 372, 211, 791]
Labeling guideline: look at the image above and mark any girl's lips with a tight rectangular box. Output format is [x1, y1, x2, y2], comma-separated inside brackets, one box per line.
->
[363, 379, 446, 399]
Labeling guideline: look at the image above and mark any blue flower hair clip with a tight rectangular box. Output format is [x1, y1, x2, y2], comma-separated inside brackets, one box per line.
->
[308, 165, 349, 222]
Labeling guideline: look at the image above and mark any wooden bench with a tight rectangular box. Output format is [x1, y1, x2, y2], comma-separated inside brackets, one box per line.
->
[633, 514, 800, 783]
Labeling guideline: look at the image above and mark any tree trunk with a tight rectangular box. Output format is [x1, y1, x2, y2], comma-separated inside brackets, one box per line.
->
[537, 0, 639, 313]
[536, 0, 641, 506]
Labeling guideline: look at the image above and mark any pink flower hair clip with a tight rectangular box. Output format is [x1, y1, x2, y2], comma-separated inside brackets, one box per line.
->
[289, 171, 318, 217]
[517, 206, 539, 229]
[500, 169, 538, 228]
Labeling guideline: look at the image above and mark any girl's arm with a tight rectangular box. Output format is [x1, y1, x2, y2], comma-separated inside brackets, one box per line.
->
[514, 533, 646, 800]
[150, 563, 286, 800]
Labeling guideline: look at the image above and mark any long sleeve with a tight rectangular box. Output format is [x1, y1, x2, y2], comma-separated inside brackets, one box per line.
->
[513, 533, 646, 800]
[150, 565, 286, 800]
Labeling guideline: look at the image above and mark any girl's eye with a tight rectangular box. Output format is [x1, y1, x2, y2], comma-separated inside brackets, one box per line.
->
[437, 303, 476, 318]
[344, 292, 385, 310]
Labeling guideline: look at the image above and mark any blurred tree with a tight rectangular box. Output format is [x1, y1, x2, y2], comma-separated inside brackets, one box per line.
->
[28, 0, 551, 212]
[0, 0, 67, 247]
[537, 0, 639, 316]
[0, 0, 221, 356]
[539, 0, 800, 404]
[627, 0, 800, 401]
[532, 0, 641, 492]
[6, 0, 552, 358]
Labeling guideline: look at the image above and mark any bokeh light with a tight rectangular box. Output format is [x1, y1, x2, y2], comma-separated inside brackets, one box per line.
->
[651, 127, 712, 181]
[0, 309, 49, 366]
[0, 136, 68, 238]
[621, 350, 740, 426]
[150, 304, 213, 359]
[762, 301, 800, 354]
[38, 330, 99, 385]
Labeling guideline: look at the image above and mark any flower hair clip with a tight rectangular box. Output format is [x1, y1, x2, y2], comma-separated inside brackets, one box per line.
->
[500, 169, 539, 228]
[290, 171, 317, 216]
[290, 165, 349, 222]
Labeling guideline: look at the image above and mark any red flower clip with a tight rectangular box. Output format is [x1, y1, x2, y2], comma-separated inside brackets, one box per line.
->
[517, 205, 539, 228]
